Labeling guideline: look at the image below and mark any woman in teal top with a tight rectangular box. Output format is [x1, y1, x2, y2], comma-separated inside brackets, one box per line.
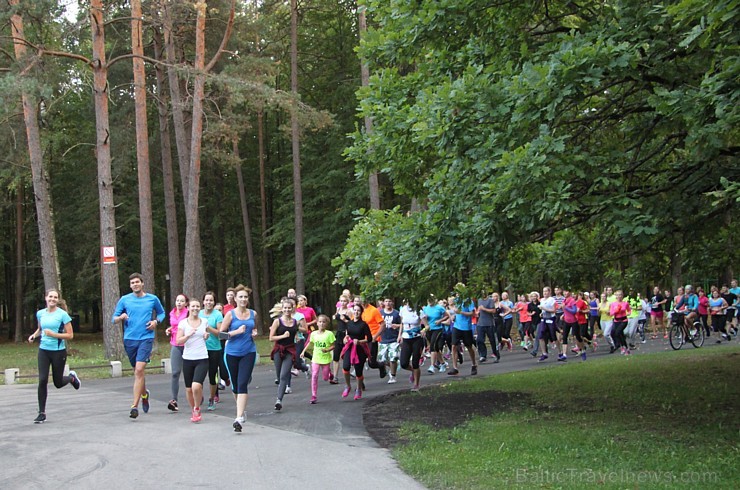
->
[27, 289, 81, 424]
[200, 291, 226, 410]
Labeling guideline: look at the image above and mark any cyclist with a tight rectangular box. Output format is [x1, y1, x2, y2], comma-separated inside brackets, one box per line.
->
[679, 285, 700, 334]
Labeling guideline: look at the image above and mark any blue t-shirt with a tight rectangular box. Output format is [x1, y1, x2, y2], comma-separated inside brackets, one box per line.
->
[200, 309, 224, 351]
[37, 308, 72, 351]
[423, 304, 447, 331]
[112, 293, 166, 341]
[224, 309, 257, 356]
[380, 309, 401, 344]
[453, 301, 475, 331]
[730, 287, 740, 306]
[500, 300, 514, 320]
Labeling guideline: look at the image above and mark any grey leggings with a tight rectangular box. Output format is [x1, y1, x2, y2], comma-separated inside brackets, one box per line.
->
[170, 345, 184, 401]
[274, 352, 294, 402]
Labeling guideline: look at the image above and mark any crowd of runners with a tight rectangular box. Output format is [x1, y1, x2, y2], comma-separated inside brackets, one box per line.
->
[28, 273, 740, 432]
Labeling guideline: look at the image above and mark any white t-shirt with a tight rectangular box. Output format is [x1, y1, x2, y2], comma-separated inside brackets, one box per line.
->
[399, 306, 422, 339]
[179, 317, 208, 360]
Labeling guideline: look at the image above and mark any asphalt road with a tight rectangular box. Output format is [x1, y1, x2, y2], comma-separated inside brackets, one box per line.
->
[1, 333, 731, 489]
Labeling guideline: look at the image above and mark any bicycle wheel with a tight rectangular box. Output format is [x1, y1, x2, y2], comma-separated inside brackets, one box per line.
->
[669, 324, 683, 350]
[690, 322, 705, 348]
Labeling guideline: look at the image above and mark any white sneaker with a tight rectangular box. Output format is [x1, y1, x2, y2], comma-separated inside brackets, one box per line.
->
[285, 386, 292, 394]
[438, 364, 447, 373]
[427, 366, 435, 374]
[387, 375, 396, 384]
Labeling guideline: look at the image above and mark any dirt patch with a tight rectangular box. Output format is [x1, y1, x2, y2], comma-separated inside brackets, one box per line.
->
[363, 387, 533, 449]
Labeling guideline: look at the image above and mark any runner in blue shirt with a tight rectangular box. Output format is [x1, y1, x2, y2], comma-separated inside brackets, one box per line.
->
[112, 272, 165, 419]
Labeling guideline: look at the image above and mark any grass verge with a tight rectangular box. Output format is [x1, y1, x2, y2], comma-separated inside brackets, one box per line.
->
[391, 346, 739, 489]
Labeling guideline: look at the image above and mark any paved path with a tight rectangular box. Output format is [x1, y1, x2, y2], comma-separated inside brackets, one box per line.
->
[1, 335, 726, 489]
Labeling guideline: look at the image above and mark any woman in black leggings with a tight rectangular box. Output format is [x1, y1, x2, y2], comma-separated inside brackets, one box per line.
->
[341, 304, 372, 400]
[398, 301, 424, 392]
[28, 289, 81, 424]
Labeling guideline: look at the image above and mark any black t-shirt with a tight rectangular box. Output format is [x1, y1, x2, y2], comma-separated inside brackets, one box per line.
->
[722, 293, 737, 308]
[380, 309, 401, 344]
[650, 294, 665, 312]
[528, 301, 541, 325]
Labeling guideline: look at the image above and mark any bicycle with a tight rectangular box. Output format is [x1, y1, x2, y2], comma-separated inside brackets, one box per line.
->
[668, 310, 704, 350]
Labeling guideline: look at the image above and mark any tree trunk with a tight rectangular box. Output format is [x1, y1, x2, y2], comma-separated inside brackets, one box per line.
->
[162, 0, 191, 205]
[131, 0, 155, 291]
[290, 0, 305, 294]
[358, 7, 380, 210]
[91, 0, 124, 360]
[14, 182, 24, 343]
[10, 1, 61, 292]
[258, 109, 272, 308]
[233, 138, 263, 332]
[152, 26, 182, 305]
[182, 1, 209, 299]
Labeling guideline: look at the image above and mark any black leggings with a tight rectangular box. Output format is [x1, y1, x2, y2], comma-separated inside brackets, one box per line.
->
[342, 346, 368, 378]
[712, 315, 727, 334]
[578, 322, 591, 342]
[612, 320, 628, 348]
[400, 337, 424, 370]
[37, 349, 71, 413]
[207, 349, 228, 386]
[183, 358, 208, 388]
[333, 331, 346, 362]
[562, 322, 578, 344]
[588, 315, 599, 337]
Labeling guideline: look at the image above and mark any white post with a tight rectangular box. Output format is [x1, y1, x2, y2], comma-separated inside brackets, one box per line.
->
[162, 358, 172, 374]
[110, 361, 122, 378]
[4, 368, 19, 385]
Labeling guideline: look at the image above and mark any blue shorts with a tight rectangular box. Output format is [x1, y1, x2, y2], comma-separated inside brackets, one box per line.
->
[124, 339, 154, 367]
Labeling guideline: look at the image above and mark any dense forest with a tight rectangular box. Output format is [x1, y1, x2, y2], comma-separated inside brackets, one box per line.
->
[1, 1, 737, 355]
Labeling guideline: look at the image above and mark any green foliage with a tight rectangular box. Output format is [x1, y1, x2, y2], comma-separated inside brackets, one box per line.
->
[341, 0, 740, 294]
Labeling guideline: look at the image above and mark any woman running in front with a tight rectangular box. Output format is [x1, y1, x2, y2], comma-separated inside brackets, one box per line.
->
[28, 290, 81, 423]
[398, 300, 424, 391]
[200, 291, 226, 410]
[341, 303, 372, 400]
[219, 285, 258, 433]
[269, 298, 301, 411]
[165, 294, 188, 412]
[609, 290, 631, 355]
[176, 299, 209, 422]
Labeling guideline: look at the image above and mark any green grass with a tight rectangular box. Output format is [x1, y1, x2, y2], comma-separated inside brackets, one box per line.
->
[393, 346, 740, 490]
[0, 331, 274, 383]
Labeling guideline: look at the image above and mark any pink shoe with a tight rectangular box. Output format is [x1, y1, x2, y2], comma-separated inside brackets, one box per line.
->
[354, 389, 362, 400]
[191, 408, 202, 423]
[310, 396, 317, 404]
[341, 387, 350, 398]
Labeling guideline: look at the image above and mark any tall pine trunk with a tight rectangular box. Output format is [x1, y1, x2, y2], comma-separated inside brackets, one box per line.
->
[290, 0, 305, 294]
[10, 1, 62, 292]
[258, 109, 272, 307]
[14, 182, 24, 343]
[233, 138, 263, 331]
[152, 26, 182, 306]
[358, 7, 380, 210]
[182, 1, 208, 299]
[91, 0, 124, 360]
[131, 0, 155, 291]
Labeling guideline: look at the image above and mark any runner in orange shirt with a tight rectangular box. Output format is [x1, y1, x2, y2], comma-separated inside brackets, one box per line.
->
[360, 297, 388, 379]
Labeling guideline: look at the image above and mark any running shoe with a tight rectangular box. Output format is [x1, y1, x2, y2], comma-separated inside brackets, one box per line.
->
[274, 399, 282, 411]
[443, 353, 451, 360]
[342, 387, 350, 398]
[329, 378, 339, 385]
[427, 366, 435, 374]
[493, 355, 500, 364]
[580, 352, 587, 361]
[214, 395, 220, 403]
[191, 408, 202, 423]
[419, 356, 426, 367]
[387, 375, 397, 384]
[354, 389, 362, 400]
[722, 333, 730, 341]
[141, 390, 150, 413]
[522, 343, 528, 352]
[218, 379, 227, 391]
[69, 370, 81, 390]
[207, 398, 215, 411]
[620, 347, 626, 355]
[592, 341, 598, 352]
[285, 386, 292, 394]
[310, 397, 317, 404]
[479, 356, 486, 363]
[530, 351, 537, 358]
[471, 365, 478, 375]
[129, 406, 139, 419]
[446, 368, 459, 376]
[34, 412, 46, 424]
[290, 368, 299, 377]
[410, 385, 420, 392]
[624, 349, 631, 356]
[233, 417, 243, 433]
[438, 363, 447, 374]
[538, 354, 548, 362]
[167, 399, 178, 412]
[663, 334, 668, 339]
[557, 354, 567, 362]
[275, 378, 279, 385]
[609, 346, 616, 354]
[571, 346, 580, 354]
